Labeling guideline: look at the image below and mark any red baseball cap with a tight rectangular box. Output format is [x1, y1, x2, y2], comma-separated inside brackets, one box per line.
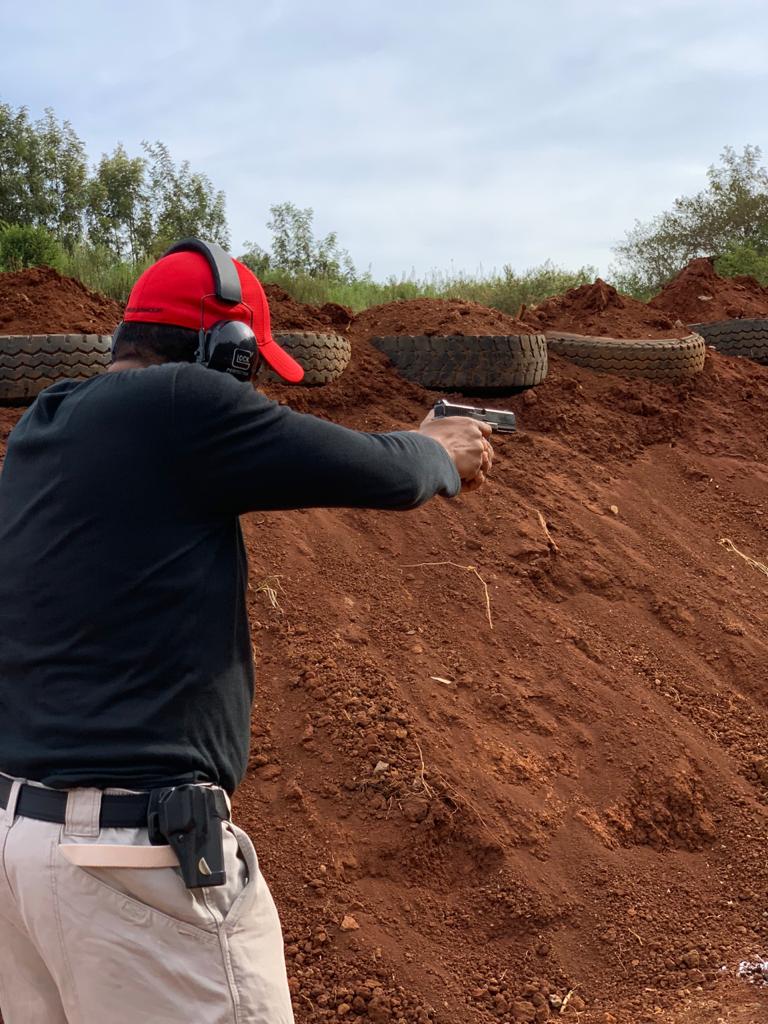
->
[123, 249, 304, 383]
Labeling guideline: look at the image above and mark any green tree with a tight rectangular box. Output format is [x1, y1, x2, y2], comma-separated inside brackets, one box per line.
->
[143, 141, 229, 253]
[0, 105, 33, 227]
[715, 242, 768, 286]
[0, 104, 88, 248]
[265, 202, 356, 280]
[87, 144, 152, 261]
[237, 242, 271, 277]
[612, 145, 768, 294]
[34, 109, 89, 247]
[0, 104, 232, 261]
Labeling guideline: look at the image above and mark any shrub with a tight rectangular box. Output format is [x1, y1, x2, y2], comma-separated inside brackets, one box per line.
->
[0, 224, 64, 272]
[715, 243, 768, 286]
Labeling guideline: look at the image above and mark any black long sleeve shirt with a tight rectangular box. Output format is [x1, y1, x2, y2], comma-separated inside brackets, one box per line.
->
[0, 363, 460, 792]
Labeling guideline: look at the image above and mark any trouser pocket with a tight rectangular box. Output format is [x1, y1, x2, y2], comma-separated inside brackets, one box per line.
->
[58, 821, 252, 934]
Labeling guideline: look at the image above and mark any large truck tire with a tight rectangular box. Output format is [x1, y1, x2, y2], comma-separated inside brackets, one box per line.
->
[689, 319, 768, 365]
[545, 332, 706, 380]
[0, 334, 112, 404]
[265, 332, 351, 385]
[370, 334, 548, 393]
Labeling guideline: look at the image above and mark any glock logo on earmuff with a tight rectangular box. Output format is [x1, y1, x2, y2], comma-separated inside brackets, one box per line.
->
[232, 349, 252, 369]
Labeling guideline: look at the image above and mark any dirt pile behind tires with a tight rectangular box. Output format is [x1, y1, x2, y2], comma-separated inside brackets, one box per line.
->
[0, 266, 122, 335]
[354, 298, 530, 339]
[354, 299, 544, 393]
[264, 283, 355, 333]
[522, 278, 689, 339]
[649, 258, 768, 323]
[0, 272, 355, 396]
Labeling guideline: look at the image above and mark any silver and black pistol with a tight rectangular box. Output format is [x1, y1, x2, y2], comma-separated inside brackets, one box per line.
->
[432, 399, 517, 433]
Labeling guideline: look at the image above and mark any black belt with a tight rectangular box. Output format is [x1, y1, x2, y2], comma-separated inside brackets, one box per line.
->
[0, 776, 152, 829]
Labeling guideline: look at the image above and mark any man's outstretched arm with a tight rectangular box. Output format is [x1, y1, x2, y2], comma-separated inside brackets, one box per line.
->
[171, 364, 491, 515]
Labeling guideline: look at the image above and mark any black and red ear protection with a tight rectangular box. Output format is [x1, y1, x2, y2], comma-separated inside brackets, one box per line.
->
[161, 238, 260, 382]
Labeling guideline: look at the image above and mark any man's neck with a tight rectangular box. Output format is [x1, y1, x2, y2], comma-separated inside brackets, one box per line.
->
[107, 358, 150, 373]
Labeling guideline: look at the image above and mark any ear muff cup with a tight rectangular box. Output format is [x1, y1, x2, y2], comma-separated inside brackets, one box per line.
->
[199, 320, 260, 382]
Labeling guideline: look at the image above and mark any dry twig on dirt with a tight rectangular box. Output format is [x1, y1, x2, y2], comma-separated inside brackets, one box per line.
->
[253, 575, 286, 611]
[414, 739, 436, 799]
[429, 765, 506, 849]
[536, 510, 560, 554]
[402, 561, 493, 629]
[410, 739, 504, 846]
[719, 538, 768, 579]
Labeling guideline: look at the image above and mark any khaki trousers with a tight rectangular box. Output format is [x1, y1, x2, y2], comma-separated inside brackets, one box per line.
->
[0, 777, 295, 1024]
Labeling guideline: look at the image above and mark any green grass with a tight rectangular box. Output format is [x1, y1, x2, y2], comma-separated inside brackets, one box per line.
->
[59, 246, 152, 303]
[54, 247, 598, 315]
[259, 261, 597, 314]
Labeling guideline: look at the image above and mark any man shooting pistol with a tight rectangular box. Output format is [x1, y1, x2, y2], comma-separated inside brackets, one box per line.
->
[0, 239, 494, 1024]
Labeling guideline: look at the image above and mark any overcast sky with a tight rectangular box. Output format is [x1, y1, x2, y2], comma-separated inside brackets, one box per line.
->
[2, 0, 767, 278]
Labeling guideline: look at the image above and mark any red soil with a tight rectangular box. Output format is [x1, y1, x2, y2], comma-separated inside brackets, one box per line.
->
[265, 284, 355, 334]
[354, 298, 531, 340]
[649, 258, 768, 324]
[522, 279, 689, 339]
[242, 343, 768, 1024]
[0, 272, 353, 340]
[4, 278, 768, 1023]
[0, 266, 122, 335]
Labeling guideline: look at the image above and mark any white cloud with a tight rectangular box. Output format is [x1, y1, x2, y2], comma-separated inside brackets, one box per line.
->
[676, 31, 768, 75]
[2, 0, 767, 277]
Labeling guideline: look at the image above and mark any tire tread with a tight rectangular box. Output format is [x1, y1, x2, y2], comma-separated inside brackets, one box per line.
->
[689, 319, 768, 365]
[265, 332, 351, 385]
[370, 334, 548, 391]
[0, 334, 112, 402]
[545, 332, 706, 379]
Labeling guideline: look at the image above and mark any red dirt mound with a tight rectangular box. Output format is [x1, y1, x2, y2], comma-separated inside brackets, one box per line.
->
[255, 347, 768, 1024]
[5, 290, 768, 1023]
[353, 298, 531, 340]
[649, 257, 768, 324]
[0, 272, 354, 340]
[0, 266, 122, 335]
[522, 278, 689, 339]
[265, 284, 354, 333]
